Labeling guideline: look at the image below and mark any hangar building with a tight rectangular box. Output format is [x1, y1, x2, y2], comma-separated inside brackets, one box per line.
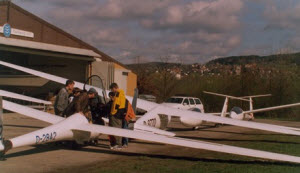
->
[0, 1, 137, 98]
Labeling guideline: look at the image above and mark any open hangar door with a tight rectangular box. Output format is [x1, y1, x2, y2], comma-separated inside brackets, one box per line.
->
[0, 48, 94, 99]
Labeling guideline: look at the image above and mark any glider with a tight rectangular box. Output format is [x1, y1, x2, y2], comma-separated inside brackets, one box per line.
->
[203, 91, 297, 120]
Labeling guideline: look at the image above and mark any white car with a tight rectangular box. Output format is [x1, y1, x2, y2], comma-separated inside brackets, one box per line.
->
[139, 94, 157, 102]
[163, 96, 204, 113]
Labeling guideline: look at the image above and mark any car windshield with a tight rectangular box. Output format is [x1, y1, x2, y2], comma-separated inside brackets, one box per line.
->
[195, 99, 201, 104]
[189, 98, 195, 105]
[166, 98, 183, 104]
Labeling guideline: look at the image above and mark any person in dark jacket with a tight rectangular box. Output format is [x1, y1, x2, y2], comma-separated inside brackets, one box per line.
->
[107, 92, 116, 147]
[54, 80, 74, 117]
[63, 88, 82, 117]
[88, 88, 105, 125]
[106, 92, 115, 116]
[73, 89, 97, 121]
[63, 88, 97, 122]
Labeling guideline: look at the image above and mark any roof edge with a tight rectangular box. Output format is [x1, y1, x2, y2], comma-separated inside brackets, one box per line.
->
[1, 1, 129, 69]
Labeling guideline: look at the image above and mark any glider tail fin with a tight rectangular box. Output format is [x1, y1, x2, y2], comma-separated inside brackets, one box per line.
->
[132, 88, 138, 114]
[221, 97, 229, 117]
[249, 97, 254, 119]
[240, 94, 271, 120]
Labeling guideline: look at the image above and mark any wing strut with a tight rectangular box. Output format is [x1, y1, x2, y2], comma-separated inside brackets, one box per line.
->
[132, 88, 138, 114]
[0, 96, 5, 160]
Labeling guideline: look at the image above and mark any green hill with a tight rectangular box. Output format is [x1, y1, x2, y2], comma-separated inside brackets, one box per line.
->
[207, 53, 300, 66]
[127, 53, 300, 70]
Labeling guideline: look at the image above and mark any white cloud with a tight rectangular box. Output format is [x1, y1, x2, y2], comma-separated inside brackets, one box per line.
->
[146, 0, 244, 32]
[93, 29, 124, 42]
[13, 0, 245, 64]
[88, 0, 173, 19]
[264, 1, 300, 30]
[227, 35, 241, 47]
[93, 0, 123, 19]
[120, 51, 131, 57]
[164, 6, 184, 25]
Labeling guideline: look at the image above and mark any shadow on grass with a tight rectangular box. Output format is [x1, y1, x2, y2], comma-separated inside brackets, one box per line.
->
[176, 136, 300, 144]
[96, 138, 164, 146]
[129, 140, 164, 146]
[4, 143, 300, 167]
[79, 147, 300, 167]
[5, 144, 61, 159]
[200, 129, 297, 136]
[4, 124, 45, 129]
[167, 124, 217, 132]
[169, 124, 297, 137]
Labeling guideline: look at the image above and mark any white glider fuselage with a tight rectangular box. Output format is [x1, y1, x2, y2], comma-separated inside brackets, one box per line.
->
[137, 107, 172, 130]
[136, 105, 203, 130]
[7, 114, 99, 150]
[161, 97, 205, 128]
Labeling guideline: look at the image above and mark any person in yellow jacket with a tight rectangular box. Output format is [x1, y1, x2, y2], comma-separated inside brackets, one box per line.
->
[109, 83, 126, 150]
[110, 84, 126, 116]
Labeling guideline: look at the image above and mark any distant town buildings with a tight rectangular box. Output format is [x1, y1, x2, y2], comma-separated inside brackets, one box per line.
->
[147, 61, 282, 79]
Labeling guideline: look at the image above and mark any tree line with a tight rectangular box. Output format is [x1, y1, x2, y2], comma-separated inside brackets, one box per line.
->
[130, 57, 300, 120]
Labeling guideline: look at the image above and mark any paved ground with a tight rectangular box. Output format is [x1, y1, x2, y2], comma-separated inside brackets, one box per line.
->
[1, 113, 300, 173]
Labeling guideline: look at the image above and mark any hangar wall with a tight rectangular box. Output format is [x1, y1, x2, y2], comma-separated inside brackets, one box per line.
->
[92, 62, 137, 96]
[0, 1, 137, 97]
[91, 61, 114, 90]
[114, 63, 137, 96]
[127, 72, 137, 96]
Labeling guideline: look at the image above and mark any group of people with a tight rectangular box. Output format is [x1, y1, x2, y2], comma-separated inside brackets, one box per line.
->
[53, 80, 135, 150]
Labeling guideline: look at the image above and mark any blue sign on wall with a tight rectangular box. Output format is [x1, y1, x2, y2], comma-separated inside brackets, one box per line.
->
[3, 23, 11, 38]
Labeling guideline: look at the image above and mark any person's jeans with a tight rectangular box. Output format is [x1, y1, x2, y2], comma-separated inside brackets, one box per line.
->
[109, 115, 122, 146]
[122, 119, 129, 146]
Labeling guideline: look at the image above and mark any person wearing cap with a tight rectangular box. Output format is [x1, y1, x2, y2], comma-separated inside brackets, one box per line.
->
[109, 83, 126, 150]
[88, 88, 105, 125]
[54, 80, 75, 117]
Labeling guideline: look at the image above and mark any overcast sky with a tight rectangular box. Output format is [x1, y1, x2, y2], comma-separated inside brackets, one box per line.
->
[11, 0, 300, 64]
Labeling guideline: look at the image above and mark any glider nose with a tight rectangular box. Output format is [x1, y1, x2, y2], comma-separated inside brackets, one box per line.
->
[0, 141, 4, 151]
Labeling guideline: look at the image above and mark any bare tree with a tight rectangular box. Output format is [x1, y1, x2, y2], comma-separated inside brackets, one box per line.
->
[150, 55, 180, 102]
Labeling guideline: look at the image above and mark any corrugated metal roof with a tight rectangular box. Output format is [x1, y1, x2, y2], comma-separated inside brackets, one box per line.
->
[0, 37, 101, 58]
